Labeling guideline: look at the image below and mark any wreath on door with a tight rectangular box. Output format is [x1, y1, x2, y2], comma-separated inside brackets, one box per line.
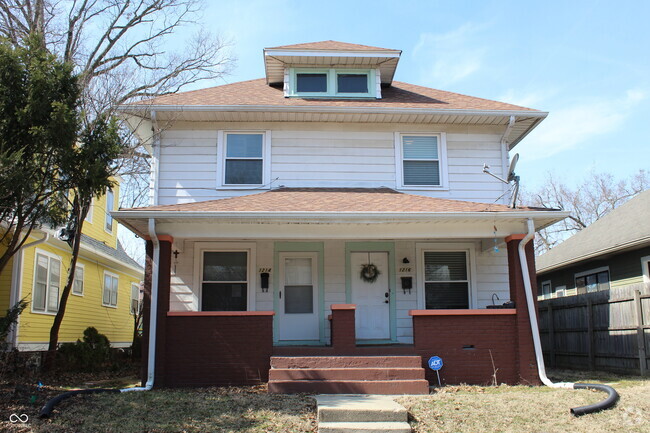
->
[360, 255, 381, 283]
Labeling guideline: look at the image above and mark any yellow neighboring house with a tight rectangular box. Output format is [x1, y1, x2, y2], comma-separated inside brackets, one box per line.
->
[0, 181, 144, 351]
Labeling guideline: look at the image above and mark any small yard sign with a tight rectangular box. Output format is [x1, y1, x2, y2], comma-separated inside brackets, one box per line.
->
[428, 356, 443, 387]
[428, 356, 443, 371]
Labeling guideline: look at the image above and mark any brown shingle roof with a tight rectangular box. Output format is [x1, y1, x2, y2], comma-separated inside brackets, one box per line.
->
[132, 79, 536, 111]
[122, 188, 542, 213]
[267, 40, 397, 51]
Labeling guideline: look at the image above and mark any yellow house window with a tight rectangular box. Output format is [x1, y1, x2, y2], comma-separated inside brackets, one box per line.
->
[72, 264, 84, 296]
[33, 251, 60, 314]
[103, 271, 119, 307]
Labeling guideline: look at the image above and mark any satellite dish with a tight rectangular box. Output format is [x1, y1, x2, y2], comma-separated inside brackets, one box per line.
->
[482, 153, 521, 209]
[507, 153, 519, 182]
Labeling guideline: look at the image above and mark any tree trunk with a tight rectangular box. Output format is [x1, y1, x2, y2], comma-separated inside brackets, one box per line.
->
[43, 201, 88, 371]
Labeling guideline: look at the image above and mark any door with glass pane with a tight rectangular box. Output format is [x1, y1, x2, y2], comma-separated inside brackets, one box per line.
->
[278, 253, 319, 341]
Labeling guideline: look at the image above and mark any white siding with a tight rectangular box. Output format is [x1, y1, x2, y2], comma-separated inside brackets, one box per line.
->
[167, 238, 510, 344]
[155, 122, 508, 205]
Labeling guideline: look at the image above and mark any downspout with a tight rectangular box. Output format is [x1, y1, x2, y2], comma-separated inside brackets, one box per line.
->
[121, 218, 159, 393]
[500, 116, 515, 203]
[519, 218, 619, 415]
[8, 233, 50, 349]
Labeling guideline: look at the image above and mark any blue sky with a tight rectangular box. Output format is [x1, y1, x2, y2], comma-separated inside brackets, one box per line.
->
[190, 0, 650, 190]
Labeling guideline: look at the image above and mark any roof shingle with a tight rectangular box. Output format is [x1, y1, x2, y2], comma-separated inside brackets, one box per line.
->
[122, 188, 543, 213]
[131, 79, 536, 112]
[266, 40, 398, 51]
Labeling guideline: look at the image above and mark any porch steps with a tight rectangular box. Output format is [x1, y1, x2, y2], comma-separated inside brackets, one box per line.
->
[316, 395, 412, 433]
[268, 356, 429, 395]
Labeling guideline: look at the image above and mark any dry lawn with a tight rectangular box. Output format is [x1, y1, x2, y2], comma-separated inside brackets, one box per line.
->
[2, 369, 648, 432]
[398, 370, 650, 433]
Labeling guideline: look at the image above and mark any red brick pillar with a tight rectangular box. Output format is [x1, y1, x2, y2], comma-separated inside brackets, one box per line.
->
[331, 304, 356, 354]
[140, 236, 173, 387]
[506, 234, 541, 385]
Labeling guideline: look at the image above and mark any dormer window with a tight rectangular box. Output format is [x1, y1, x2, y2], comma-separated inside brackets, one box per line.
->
[289, 68, 376, 98]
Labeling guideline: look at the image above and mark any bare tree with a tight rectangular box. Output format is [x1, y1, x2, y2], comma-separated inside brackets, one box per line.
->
[522, 169, 649, 254]
[1, 0, 234, 365]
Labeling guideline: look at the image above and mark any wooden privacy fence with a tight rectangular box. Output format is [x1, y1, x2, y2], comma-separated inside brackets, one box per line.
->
[538, 283, 649, 375]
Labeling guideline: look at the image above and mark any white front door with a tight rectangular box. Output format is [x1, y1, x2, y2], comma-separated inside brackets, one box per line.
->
[278, 253, 319, 341]
[351, 252, 390, 340]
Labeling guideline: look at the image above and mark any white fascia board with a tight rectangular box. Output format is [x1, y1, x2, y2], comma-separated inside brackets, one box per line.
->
[113, 209, 570, 222]
[117, 104, 549, 119]
[264, 49, 401, 58]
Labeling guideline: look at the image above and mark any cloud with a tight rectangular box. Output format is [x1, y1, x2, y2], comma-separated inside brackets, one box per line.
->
[413, 23, 488, 87]
[518, 89, 648, 161]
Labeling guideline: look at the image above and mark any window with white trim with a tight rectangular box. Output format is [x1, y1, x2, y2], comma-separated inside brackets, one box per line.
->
[396, 133, 447, 189]
[539, 280, 552, 300]
[72, 264, 84, 296]
[105, 189, 114, 232]
[103, 272, 119, 307]
[85, 199, 93, 223]
[33, 252, 60, 313]
[217, 132, 270, 188]
[289, 68, 376, 98]
[201, 251, 249, 311]
[423, 251, 470, 309]
[575, 268, 610, 294]
[130, 283, 141, 315]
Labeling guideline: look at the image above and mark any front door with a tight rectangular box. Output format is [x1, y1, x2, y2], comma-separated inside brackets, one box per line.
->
[278, 253, 319, 341]
[351, 252, 390, 340]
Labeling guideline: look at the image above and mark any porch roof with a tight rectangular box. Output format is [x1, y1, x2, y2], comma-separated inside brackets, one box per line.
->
[113, 188, 569, 238]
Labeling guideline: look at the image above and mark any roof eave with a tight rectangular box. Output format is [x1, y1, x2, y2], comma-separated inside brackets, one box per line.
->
[537, 236, 650, 275]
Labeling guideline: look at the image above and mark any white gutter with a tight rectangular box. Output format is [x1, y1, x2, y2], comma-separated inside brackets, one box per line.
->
[112, 210, 570, 221]
[8, 233, 50, 348]
[121, 218, 159, 392]
[118, 104, 548, 119]
[519, 218, 573, 389]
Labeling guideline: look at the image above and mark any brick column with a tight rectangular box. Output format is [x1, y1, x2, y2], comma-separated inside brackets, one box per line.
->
[140, 236, 173, 387]
[506, 234, 540, 385]
[330, 304, 356, 354]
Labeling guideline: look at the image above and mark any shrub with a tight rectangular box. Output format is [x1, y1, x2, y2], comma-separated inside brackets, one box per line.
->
[57, 327, 112, 371]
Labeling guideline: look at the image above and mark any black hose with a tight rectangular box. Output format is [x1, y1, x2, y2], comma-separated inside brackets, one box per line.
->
[570, 383, 619, 416]
[39, 388, 121, 418]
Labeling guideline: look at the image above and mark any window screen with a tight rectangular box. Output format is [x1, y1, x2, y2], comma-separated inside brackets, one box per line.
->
[424, 251, 469, 309]
[402, 136, 440, 186]
[202, 252, 248, 311]
[337, 74, 368, 93]
[296, 73, 327, 92]
[224, 134, 263, 185]
[284, 258, 313, 314]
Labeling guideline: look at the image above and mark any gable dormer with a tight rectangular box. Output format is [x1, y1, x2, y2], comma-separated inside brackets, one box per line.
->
[263, 41, 401, 99]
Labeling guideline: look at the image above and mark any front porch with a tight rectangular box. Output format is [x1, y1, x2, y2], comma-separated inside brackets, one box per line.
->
[140, 234, 540, 390]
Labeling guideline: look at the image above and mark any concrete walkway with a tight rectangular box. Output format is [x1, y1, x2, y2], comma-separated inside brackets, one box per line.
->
[315, 395, 412, 433]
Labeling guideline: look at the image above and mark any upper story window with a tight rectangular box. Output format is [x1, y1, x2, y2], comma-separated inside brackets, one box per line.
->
[105, 189, 114, 233]
[72, 264, 84, 296]
[103, 271, 119, 307]
[395, 133, 448, 190]
[289, 68, 376, 98]
[217, 131, 271, 189]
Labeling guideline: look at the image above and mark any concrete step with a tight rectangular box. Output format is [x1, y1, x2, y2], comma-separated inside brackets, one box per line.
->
[318, 421, 412, 433]
[270, 356, 423, 369]
[269, 368, 425, 381]
[317, 395, 408, 422]
[268, 379, 429, 394]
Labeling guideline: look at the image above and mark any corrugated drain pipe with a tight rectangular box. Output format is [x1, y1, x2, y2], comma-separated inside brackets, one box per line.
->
[40, 219, 160, 418]
[519, 218, 619, 416]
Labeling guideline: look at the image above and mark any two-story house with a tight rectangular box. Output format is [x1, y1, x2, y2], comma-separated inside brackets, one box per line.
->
[116, 41, 568, 393]
[1, 179, 143, 352]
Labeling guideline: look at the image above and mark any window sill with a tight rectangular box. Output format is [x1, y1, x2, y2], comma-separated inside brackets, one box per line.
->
[215, 186, 269, 191]
[102, 304, 118, 309]
[31, 310, 57, 316]
[72, 292, 84, 297]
